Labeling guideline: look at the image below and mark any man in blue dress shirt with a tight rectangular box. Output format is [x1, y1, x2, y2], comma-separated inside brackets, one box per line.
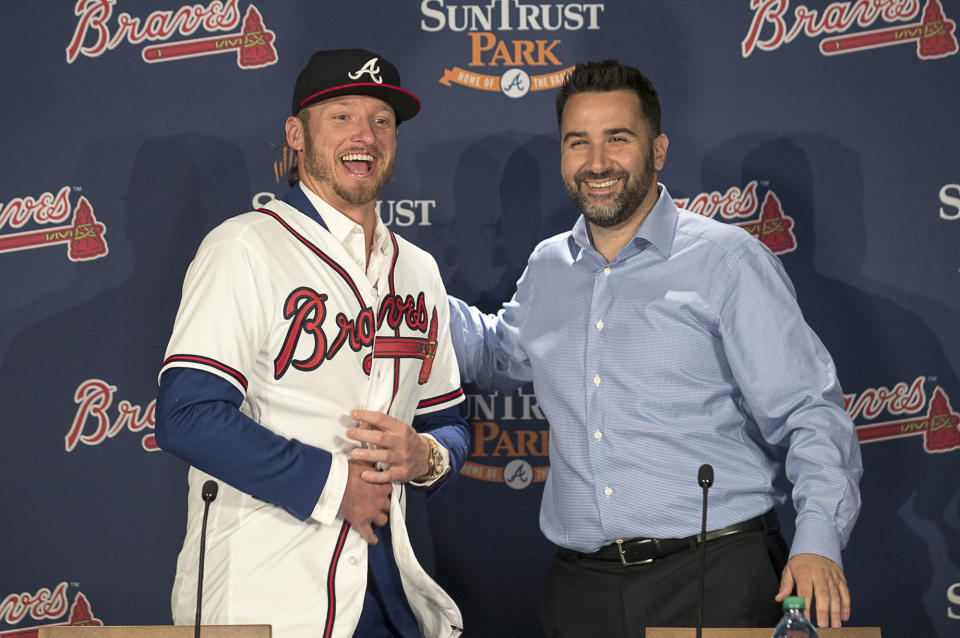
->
[448, 60, 863, 636]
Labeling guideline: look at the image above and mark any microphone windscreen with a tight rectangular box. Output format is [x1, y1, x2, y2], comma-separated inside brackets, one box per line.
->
[697, 464, 714, 488]
[201, 480, 219, 502]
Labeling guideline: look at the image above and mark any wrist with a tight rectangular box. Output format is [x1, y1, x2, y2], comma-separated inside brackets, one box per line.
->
[414, 435, 444, 482]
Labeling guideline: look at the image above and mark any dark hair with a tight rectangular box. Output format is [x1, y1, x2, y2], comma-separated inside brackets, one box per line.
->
[555, 60, 661, 135]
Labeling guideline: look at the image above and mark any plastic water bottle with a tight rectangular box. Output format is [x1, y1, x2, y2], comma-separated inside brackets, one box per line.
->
[771, 596, 819, 638]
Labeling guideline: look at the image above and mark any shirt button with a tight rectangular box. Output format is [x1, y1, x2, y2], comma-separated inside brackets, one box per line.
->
[596, 320, 604, 330]
[604, 486, 613, 497]
[349, 556, 358, 566]
[603, 267, 611, 276]
[594, 430, 602, 440]
[593, 375, 601, 386]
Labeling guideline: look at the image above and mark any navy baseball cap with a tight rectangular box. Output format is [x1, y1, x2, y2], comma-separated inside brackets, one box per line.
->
[292, 48, 421, 122]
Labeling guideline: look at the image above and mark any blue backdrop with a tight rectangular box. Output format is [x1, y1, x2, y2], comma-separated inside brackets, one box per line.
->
[1, 1, 958, 637]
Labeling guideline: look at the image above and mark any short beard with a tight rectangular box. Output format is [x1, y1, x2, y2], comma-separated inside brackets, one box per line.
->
[301, 131, 394, 206]
[563, 149, 655, 228]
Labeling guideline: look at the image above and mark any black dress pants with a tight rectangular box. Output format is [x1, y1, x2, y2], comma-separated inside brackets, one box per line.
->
[539, 528, 788, 638]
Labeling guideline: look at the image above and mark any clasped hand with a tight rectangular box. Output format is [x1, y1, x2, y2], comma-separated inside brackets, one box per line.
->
[335, 409, 430, 545]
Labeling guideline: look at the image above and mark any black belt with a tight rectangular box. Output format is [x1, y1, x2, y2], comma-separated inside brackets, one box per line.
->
[579, 510, 779, 567]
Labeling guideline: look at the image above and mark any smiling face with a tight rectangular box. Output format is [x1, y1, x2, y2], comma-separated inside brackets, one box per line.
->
[560, 89, 667, 229]
[286, 94, 397, 214]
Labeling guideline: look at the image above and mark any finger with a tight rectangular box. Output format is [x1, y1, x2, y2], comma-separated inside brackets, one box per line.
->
[839, 578, 851, 622]
[347, 428, 388, 447]
[353, 521, 377, 545]
[828, 579, 844, 628]
[775, 566, 794, 601]
[371, 510, 389, 527]
[350, 409, 395, 430]
[351, 446, 393, 465]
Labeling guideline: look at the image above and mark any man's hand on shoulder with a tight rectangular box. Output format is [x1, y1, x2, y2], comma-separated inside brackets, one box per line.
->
[337, 459, 392, 544]
[347, 409, 430, 483]
[777, 553, 850, 628]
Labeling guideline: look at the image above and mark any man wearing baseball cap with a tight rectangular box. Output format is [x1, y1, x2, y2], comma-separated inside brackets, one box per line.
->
[156, 49, 468, 638]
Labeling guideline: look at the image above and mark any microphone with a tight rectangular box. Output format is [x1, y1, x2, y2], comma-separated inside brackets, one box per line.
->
[696, 464, 714, 638]
[196, 480, 219, 638]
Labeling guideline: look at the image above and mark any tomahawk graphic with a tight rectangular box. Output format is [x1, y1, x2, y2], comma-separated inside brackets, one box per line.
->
[0, 196, 107, 261]
[366, 309, 439, 384]
[141, 5, 277, 69]
[820, 0, 958, 59]
[856, 387, 960, 453]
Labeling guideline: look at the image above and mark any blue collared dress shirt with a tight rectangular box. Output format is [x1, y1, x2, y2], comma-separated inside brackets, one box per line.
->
[448, 184, 862, 566]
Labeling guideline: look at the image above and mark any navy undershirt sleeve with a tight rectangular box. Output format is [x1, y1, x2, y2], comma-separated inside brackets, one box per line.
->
[411, 403, 471, 494]
[155, 367, 332, 521]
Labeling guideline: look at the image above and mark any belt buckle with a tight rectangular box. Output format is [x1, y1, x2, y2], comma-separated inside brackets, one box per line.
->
[615, 538, 656, 566]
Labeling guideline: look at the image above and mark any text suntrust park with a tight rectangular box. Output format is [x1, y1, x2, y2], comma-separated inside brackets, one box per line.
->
[420, 0, 605, 32]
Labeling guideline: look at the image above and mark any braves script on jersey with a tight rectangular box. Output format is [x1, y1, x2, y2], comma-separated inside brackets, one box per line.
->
[159, 194, 464, 637]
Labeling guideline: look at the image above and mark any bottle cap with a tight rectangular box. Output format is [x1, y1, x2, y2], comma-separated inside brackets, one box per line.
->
[782, 596, 806, 610]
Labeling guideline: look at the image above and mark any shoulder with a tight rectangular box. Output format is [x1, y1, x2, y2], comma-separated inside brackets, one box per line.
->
[390, 231, 444, 280]
[528, 231, 576, 265]
[673, 207, 767, 263]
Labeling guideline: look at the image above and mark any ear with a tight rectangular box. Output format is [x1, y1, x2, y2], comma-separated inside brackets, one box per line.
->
[285, 115, 305, 152]
[653, 133, 669, 172]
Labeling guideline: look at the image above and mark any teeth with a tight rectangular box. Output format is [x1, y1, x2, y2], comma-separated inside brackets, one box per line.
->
[342, 153, 373, 162]
[587, 179, 618, 188]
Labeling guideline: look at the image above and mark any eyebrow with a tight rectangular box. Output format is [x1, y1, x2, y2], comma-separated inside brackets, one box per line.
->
[562, 127, 637, 143]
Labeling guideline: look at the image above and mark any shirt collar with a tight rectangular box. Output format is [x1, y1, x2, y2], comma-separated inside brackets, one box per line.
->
[570, 183, 679, 261]
[297, 182, 391, 256]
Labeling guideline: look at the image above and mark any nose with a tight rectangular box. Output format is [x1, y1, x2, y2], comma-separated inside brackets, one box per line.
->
[350, 117, 376, 145]
[585, 143, 611, 174]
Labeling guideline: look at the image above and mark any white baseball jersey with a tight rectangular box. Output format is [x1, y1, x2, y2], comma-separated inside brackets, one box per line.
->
[160, 193, 464, 637]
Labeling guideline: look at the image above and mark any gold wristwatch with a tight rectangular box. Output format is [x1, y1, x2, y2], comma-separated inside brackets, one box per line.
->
[418, 436, 446, 482]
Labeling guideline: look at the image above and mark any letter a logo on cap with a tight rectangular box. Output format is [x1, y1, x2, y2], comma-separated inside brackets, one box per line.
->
[348, 57, 383, 83]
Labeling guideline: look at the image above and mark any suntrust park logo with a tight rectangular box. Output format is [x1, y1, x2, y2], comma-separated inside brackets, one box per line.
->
[0, 582, 102, 637]
[461, 387, 549, 489]
[742, 0, 958, 60]
[675, 181, 797, 255]
[0, 186, 108, 262]
[421, 0, 605, 98]
[66, 0, 277, 69]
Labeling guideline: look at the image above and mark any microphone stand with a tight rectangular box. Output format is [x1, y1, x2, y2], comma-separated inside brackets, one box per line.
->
[196, 480, 219, 638]
[696, 464, 714, 638]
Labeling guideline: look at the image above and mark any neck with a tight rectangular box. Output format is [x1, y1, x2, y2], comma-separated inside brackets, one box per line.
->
[589, 184, 660, 262]
[299, 179, 377, 261]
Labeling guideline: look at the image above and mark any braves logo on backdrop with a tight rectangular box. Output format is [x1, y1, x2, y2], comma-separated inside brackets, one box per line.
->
[462, 387, 550, 489]
[421, 0, 606, 98]
[0, 186, 108, 262]
[848, 376, 960, 452]
[674, 181, 797, 255]
[742, 0, 958, 60]
[65, 379, 157, 453]
[66, 0, 277, 69]
[0, 582, 102, 637]
[275, 289, 439, 384]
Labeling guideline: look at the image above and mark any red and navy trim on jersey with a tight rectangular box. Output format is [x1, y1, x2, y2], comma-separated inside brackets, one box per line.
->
[256, 208, 366, 309]
[418, 388, 464, 410]
[387, 230, 401, 404]
[163, 354, 248, 391]
[323, 521, 351, 638]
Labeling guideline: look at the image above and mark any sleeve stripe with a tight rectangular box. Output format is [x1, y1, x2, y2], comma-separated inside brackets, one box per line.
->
[418, 388, 464, 410]
[162, 354, 249, 391]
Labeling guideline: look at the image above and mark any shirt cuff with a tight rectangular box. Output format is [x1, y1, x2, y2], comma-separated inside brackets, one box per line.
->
[408, 433, 450, 487]
[790, 516, 844, 568]
[309, 452, 348, 525]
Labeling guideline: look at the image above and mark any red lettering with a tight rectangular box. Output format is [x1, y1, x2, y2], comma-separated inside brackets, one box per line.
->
[275, 287, 328, 379]
[0, 582, 69, 624]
